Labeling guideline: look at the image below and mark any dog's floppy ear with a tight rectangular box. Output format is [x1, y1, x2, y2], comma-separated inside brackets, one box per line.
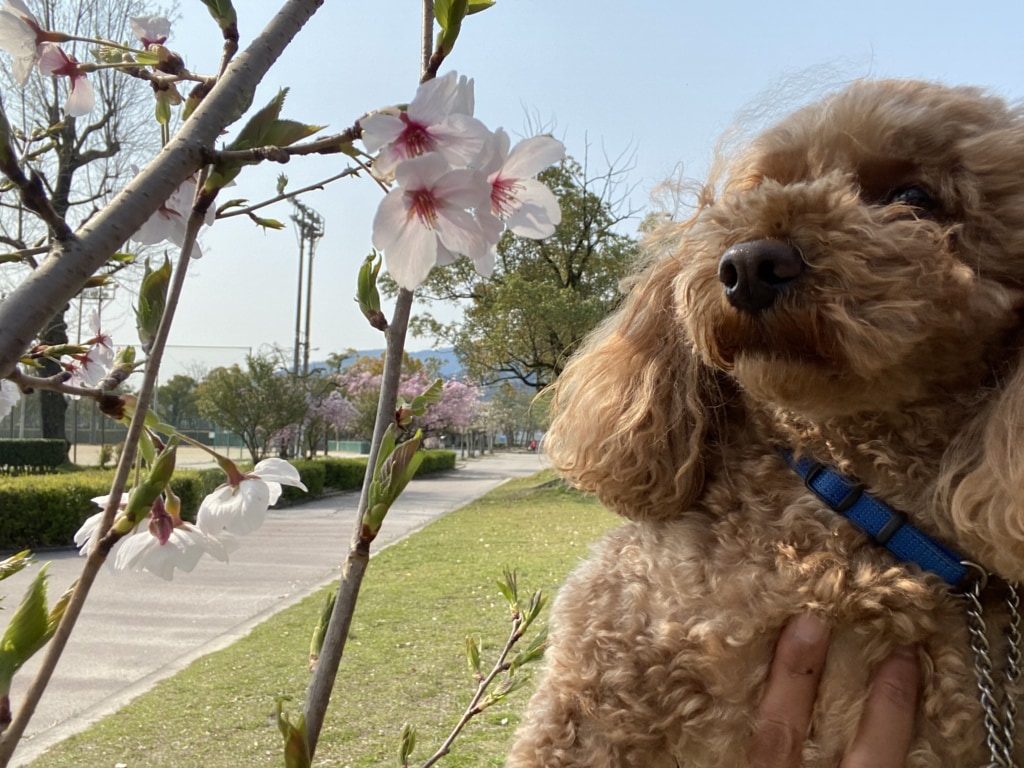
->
[543, 253, 726, 522]
[940, 354, 1024, 580]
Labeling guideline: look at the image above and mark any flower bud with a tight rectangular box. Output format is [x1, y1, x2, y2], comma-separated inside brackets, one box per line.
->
[136, 256, 171, 354]
[123, 437, 178, 524]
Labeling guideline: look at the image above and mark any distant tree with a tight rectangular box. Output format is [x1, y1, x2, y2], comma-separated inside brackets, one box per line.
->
[336, 354, 432, 439]
[337, 364, 481, 442]
[401, 155, 641, 390]
[196, 355, 308, 464]
[415, 376, 482, 436]
[297, 375, 358, 458]
[155, 374, 199, 429]
[480, 382, 542, 448]
[321, 350, 358, 375]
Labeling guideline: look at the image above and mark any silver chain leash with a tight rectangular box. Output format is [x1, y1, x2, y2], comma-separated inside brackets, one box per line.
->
[964, 578, 1022, 768]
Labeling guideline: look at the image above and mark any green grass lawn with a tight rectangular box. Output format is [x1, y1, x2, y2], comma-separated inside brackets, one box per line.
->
[28, 471, 618, 768]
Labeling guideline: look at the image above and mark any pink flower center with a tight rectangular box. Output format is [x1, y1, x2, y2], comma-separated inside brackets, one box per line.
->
[491, 177, 522, 218]
[398, 114, 435, 158]
[409, 189, 439, 229]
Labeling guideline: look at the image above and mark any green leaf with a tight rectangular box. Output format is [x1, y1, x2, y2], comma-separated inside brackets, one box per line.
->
[409, 379, 444, 416]
[496, 567, 518, 609]
[0, 566, 51, 694]
[0, 551, 32, 583]
[135, 256, 171, 354]
[511, 626, 547, 670]
[154, 94, 171, 126]
[275, 696, 311, 768]
[397, 722, 417, 766]
[263, 119, 325, 150]
[465, 635, 482, 678]
[521, 589, 546, 632]
[366, 428, 425, 535]
[215, 198, 249, 214]
[467, 0, 496, 13]
[204, 90, 324, 192]
[357, 253, 387, 331]
[199, 0, 237, 33]
[434, 0, 468, 54]
[123, 437, 178, 524]
[134, 50, 160, 66]
[249, 215, 285, 231]
[308, 590, 335, 672]
[276, 173, 288, 195]
[480, 674, 529, 710]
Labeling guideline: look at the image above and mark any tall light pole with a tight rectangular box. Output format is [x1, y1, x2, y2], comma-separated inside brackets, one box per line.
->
[290, 199, 325, 377]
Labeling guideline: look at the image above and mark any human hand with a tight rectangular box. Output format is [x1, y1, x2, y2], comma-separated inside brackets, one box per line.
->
[747, 614, 920, 768]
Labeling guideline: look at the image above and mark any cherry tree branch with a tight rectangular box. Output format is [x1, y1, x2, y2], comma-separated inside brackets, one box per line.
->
[303, 287, 415, 758]
[0, 0, 328, 381]
[216, 168, 361, 219]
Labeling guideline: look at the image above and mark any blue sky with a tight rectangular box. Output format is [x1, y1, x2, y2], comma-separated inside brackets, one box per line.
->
[123, 0, 1024, 376]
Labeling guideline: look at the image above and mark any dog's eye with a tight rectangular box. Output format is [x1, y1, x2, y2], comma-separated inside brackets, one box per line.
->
[884, 185, 937, 212]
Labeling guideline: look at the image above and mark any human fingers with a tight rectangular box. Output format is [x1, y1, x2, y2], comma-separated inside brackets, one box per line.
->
[841, 644, 920, 768]
[748, 614, 831, 768]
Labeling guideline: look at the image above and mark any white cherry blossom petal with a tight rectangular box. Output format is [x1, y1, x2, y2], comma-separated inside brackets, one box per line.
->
[197, 478, 272, 536]
[251, 458, 306, 489]
[504, 179, 562, 239]
[432, 166, 491, 210]
[360, 111, 406, 154]
[129, 15, 170, 46]
[64, 74, 94, 117]
[435, 204, 488, 261]
[113, 524, 226, 580]
[502, 135, 566, 180]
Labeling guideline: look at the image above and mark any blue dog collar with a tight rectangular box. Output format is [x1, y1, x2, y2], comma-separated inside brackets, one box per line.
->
[781, 450, 970, 588]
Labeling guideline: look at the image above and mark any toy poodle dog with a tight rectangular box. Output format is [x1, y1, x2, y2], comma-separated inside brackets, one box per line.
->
[506, 79, 1024, 767]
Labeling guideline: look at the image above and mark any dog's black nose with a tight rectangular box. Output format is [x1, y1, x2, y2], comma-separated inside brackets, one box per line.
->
[717, 239, 804, 314]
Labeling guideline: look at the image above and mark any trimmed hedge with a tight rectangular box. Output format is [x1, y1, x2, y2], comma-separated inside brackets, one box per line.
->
[0, 450, 458, 550]
[0, 439, 67, 475]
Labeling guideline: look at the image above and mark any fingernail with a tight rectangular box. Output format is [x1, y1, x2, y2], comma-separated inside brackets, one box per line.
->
[892, 643, 917, 660]
[788, 613, 830, 644]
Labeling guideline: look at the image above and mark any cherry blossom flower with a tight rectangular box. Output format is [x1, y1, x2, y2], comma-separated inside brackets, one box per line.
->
[0, 379, 19, 421]
[371, 152, 491, 289]
[81, 311, 114, 368]
[74, 493, 130, 558]
[129, 15, 170, 47]
[113, 497, 229, 580]
[37, 42, 93, 117]
[361, 71, 491, 179]
[65, 345, 107, 388]
[0, 0, 50, 84]
[477, 128, 565, 241]
[197, 458, 307, 536]
[130, 173, 215, 258]
[76, 493, 230, 580]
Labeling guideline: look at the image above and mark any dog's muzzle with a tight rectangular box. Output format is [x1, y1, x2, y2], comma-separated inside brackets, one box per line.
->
[717, 239, 804, 314]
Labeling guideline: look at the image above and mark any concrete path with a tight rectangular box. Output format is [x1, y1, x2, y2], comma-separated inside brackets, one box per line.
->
[0, 451, 549, 767]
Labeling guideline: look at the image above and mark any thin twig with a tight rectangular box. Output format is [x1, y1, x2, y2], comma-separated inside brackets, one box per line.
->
[216, 168, 361, 219]
[203, 126, 363, 167]
[419, 615, 524, 768]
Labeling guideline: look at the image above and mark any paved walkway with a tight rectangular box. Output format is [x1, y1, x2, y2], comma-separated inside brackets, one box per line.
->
[0, 451, 549, 767]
